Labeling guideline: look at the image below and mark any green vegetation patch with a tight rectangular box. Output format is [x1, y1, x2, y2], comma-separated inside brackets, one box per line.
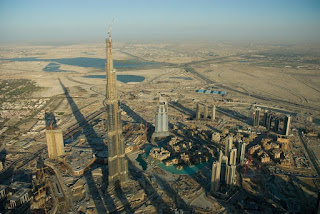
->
[0, 79, 42, 97]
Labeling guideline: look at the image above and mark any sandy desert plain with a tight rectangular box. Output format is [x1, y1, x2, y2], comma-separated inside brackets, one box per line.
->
[0, 41, 320, 116]
[1, 40, 320, 213]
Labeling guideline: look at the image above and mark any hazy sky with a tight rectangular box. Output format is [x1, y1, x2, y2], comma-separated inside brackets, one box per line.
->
[0, 0, 320, 44]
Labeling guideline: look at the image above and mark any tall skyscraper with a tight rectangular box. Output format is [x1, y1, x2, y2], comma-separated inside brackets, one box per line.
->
[253, 108, 260, 127]
[46, 129, 65, 160]
[204, 104, 208, 119]
[210, 161, 221, 193]
[220, 156, 228, 184]
[238, 141, 246, 166]
[105, 30, 128, 187]
[225, 165, 236, 187]
[266, 113, 273, 131]
[263, 111, 268, 127]
[218, 150, 223, 163]
[274, 117, 280, 132]
[155, 95, 169, 137]
[225, 135, 233, 156]
[229, 148, 237, 166]
[212, 105, 216, 121]
[284, 115, 291, 136]
[196, 103, 201, 119]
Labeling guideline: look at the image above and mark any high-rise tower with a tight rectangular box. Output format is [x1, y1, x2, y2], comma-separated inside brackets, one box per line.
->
[154, 95, 169, 137]
[196, 103, 201, 119]
[238, 141, 246, 166]
[105, 29, 128, 187]
[210, 161, 221, 193]
[229, 148, 237, 166]
[225, 135, 233, 156]
[212, 105, 216, 121]
[253, 108, 260, 127]
[204, 104, 208, 119]
[284, 115, 291, 136]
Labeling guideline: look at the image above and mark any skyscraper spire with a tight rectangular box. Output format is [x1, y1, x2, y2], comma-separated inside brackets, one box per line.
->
[105, 27, 128, 188]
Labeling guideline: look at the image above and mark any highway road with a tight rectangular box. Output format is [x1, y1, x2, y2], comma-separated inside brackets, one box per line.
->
[298, 131, 320, 177]
[182, 64, 320, 112]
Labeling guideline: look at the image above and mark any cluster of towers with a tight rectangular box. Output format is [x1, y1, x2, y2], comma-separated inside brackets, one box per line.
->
[253, 108, 291, 136]
[196, 104, 216, 121]
[211, 135, 246, 193]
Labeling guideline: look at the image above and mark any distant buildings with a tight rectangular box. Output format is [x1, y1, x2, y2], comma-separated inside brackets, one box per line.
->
[266, 112, 273, 131]
[154, 95, 169, 137]
[253, 108, 260, 127]
[195, 103, 216, 120]
[284, 115, 291, 136]
[262, 110, 291, 135]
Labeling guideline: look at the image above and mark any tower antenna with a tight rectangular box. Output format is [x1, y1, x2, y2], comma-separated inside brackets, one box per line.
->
[108, 18, 114, 37]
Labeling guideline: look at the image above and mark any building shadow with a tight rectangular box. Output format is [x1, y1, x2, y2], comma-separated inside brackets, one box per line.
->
[216, 106, 252, 126]
[173, 102, 194, 115]
[169, 102, 194, 117]
[59, 79, 116, 213]
[58, 78, 104, 147]
[153, 174, 190, 210]
[114, 180, 134, 213]
[83, 171, 108, 214]
[206, 124, 221, 133]
[120, 103, 154, 142]
[0, 148, 7, 168]
[127, 158, 171, 213]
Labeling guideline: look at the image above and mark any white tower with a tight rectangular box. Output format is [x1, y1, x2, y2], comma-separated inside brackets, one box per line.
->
[154, 95, 169, 137]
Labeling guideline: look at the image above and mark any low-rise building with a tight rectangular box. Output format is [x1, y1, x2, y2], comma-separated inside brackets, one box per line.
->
[260, 153, 270, 163]
[5, 188, 32, 210]
[249, 145, 261, 155]
[149, 147, 171, 161]
[272, 149, 282, 159]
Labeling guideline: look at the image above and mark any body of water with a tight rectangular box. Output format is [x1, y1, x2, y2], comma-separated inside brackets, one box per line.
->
[83, 74, 145, 83]
[42, 62, 66, 72]
[136, 154, 147, 170]
[158, 161, 210, 175]
[0, 57, 158, 71]
[137, 147, 211, 175]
